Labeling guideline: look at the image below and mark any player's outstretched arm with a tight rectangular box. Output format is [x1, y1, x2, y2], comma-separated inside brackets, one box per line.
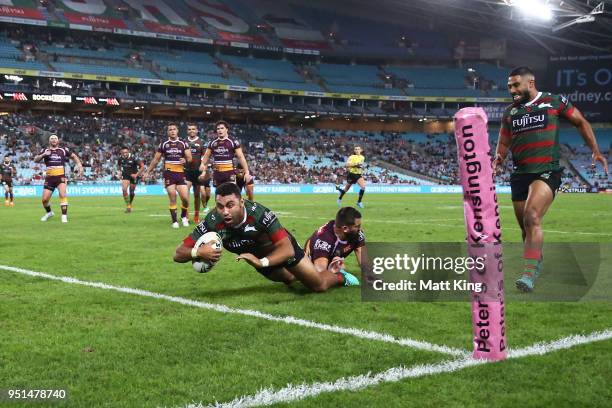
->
[236, 235, 294, 268]
[567, 108, 609, 174]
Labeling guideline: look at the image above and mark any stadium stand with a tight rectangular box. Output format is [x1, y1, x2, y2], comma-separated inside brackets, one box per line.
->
[2, 114, 608, 188]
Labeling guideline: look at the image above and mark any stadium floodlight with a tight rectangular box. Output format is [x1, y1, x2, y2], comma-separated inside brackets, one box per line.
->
[512, 0, 553, 21]
[552, 2, 604, 32]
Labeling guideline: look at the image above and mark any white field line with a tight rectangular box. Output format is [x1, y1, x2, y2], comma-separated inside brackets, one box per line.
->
[185, 329, 612, 408]
[0, 265, 466, 357]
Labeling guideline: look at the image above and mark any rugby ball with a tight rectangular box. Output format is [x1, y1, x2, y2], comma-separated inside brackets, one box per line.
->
[192, 232, 223, 273]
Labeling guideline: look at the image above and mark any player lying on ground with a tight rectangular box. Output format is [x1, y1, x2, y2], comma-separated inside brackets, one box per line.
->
[305, 206, 372, 281]
[173, 182, 360, 292]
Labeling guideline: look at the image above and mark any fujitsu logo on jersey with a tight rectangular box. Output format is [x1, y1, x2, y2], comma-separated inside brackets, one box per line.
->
[513, 113, 545, 128]
[215, 146, 229, 154]
[262, 210, 277, 228]
[227, 239, 254, 249]
[511, 112, 548, 133]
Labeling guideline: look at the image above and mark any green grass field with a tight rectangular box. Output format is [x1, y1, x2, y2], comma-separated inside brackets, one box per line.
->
[1, 193, 610, 407]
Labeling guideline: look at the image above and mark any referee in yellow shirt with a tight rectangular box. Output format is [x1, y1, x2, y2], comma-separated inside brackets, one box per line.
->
[336, 146, 366, 208]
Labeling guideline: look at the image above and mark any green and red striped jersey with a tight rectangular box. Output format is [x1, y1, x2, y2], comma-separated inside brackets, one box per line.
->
[500, 92, 575, 174]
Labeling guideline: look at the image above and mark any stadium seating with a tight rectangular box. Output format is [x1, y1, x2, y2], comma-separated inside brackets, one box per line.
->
[385, 66, 469, 89]
[40, 45, 129, 61]
[50, 62, 157, 79]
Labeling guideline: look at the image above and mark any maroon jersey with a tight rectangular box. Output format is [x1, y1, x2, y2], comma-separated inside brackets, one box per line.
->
[157, 138, 188, 172]
[207, 137, 241, 173]
[1, 162, 15, 181]
[307, 220, 365, 262]
[185, 137, 205, 170]
[41, 146, 71, 176]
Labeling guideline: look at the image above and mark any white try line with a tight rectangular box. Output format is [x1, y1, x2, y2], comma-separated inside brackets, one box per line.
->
[0, 264, 466, 357]
[184, 329, 612, 408]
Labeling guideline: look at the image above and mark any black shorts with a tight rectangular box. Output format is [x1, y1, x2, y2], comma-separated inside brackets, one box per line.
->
[185, 169, 202, 185]
[257, 233, 305, 278]
[121, 173, 138, 184]
[200, 176, 211, 188]
[2, 178, 12, 188]
[346, 172, 363, 185]
[510, 170, 562, 201]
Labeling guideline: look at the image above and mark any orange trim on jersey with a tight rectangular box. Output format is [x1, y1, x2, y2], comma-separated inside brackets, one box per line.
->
[214, 163, 235, 172]
[165, 164, 184, 172]
[46, 168, 65, 176]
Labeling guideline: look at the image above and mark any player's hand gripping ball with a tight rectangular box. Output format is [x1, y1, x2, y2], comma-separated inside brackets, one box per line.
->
[192, 232, 223, 273]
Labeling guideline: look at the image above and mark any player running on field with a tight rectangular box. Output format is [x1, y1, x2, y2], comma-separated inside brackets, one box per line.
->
[336, 145, 366, 208]
[1, 155, 16, 207]
[33, 134, 84, 223]
[117, 146, 144, 213]
[198, 121, 250, 187]
[143, 123, 193, 228]
[173, 182, 359, 291]
[494, 66, 608, 292]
